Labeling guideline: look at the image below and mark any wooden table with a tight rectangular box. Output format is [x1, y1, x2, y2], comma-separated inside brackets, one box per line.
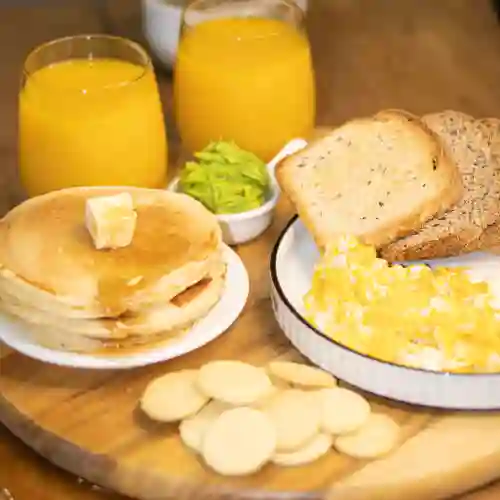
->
[2, 1, 500, 499]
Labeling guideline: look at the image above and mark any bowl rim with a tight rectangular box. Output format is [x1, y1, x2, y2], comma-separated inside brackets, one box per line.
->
[269, 215, 500, 380]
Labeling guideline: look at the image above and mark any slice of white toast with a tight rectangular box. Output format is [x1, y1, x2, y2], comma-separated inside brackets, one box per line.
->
[276, 112, 463, 249]
[380, 111, 500, 261]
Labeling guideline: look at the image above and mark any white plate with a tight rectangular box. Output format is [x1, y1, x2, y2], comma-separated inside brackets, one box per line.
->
[270, 217, 500, 410]
[0, 245, 249, 370]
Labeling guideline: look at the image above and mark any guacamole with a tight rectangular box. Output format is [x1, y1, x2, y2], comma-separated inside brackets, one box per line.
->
[178, 141, 271, 215]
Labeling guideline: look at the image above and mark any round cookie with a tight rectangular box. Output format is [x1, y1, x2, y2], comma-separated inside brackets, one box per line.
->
[272, 433, 333, 467]
[267, 361, 337, 389]
[179, 400, 231, 453]
[140, 370, 209, 423]
[202, 407, 277, 476]
[197, 360, 273, 405]
[318, 387, 371, 435]
[252, 384, 283, 409]
[259, 366, 291, 390]
[263, 389, 321, 452]
[334, 413, 400, 459]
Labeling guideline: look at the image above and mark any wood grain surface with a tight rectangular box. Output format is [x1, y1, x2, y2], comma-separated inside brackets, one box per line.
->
[4, 193, 500, 500]
[3, 1, 500, 500]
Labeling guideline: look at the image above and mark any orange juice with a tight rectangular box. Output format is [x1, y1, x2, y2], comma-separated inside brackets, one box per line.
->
[19, 59, 167, 197]
[174, 17, 315, 162]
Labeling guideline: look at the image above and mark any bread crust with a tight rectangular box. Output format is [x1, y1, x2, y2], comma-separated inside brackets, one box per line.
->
[276, 112, 463, 250]
[465, 221, 500, 253]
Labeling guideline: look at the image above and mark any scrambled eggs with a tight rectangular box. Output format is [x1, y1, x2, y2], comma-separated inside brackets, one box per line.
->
[304, 235, 500, 373]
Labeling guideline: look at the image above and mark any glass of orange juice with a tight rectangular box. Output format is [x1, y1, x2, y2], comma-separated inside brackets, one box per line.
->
[19, 35, 168, 197]
[174, 0, 316, 162]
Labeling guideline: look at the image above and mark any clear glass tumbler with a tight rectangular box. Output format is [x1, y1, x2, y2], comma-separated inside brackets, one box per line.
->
[19, 34, 168, 197]
[174, 0, 316, 162]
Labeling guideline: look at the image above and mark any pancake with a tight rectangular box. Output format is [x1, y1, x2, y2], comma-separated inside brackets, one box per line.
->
[2, 317, 195, 354]
[0, 247, 224, 319]
[0, 187, 225, 352]
[0, 260, 226, 339]
[0, 187, 222, 316]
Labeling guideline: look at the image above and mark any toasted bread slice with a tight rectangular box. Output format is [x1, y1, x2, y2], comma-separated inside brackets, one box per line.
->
[465, 220, 500, 253]
[478, 117, 500, 165]
[276, 112, 463, 249]
[463, 117, 500, 253]
[380, 111, 500, 261]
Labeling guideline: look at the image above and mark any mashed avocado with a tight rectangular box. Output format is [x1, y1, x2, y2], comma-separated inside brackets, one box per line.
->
[178, 141, 271, 215]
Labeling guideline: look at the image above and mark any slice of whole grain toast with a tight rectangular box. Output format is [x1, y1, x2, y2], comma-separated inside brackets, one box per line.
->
[463, 117, 500, 253]
[276, 112, 463, 249]
[380, 111, 500, 261]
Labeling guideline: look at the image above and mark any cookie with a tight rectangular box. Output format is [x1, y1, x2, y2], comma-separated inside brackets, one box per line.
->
[197, 360, 273, 405]
[334, 413, 400, 459]
[140, 370, 209, 423]
[179, 400, 231, 453]
[201, 407, 276, 476]
[263, 389, 321, 451]
[272, 433, 333, 467]
[252, 384, 284, 409]
[267, 361, 337, 389]
[318, 388, 371, 435]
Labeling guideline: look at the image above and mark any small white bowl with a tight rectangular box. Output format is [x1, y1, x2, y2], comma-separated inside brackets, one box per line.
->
[270, 216, 500, 410]
[168, 139, 308, 246]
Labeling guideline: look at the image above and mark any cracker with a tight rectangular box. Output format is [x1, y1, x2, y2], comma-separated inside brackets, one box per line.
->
[140, 370, 209, 423]
[334, 413, 400, 459]
[257, 366, 290, 392]
[252, 384, 283, 409]
[318, 388, 371, 435]
[197, 360, 273, 405]
[272, 433, 333, 467]
[201, 407, 276, 476]
[263, 389, 321, 452]
[267, 361, 337, 389]
[267, 373, 292, 390]
[179, 400, 231, 453]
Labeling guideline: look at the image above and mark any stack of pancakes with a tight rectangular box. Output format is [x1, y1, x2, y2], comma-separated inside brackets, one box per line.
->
[0, 187, 226, 353]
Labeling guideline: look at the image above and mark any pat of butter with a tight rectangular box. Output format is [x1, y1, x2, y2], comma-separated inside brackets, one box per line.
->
[85, 193, 137, 250]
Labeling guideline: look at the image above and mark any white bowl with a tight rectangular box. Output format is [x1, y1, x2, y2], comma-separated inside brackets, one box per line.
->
[168, 139, 308, 246]
[270, 216, 500, 410]
[142, 0, 309, 70]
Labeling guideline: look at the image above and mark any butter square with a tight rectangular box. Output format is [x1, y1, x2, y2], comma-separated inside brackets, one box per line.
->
[85, 193, 137, 250]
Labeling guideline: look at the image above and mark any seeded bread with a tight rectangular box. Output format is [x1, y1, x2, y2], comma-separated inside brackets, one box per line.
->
[380, 111, 500, 261]
[478, 117, 500, 166]
[465, 221, 500, 253]
[463, 117, 500, 253]
[276, 113, 463, 249]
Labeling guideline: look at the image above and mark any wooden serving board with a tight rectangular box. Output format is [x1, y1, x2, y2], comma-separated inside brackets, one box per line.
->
[2, 198, 500, 500]
[3, 134, 500, 500]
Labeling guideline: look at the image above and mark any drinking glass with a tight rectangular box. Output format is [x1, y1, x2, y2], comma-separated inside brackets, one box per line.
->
[19, 35, 168, 197]
[174, 0, 316, 162]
